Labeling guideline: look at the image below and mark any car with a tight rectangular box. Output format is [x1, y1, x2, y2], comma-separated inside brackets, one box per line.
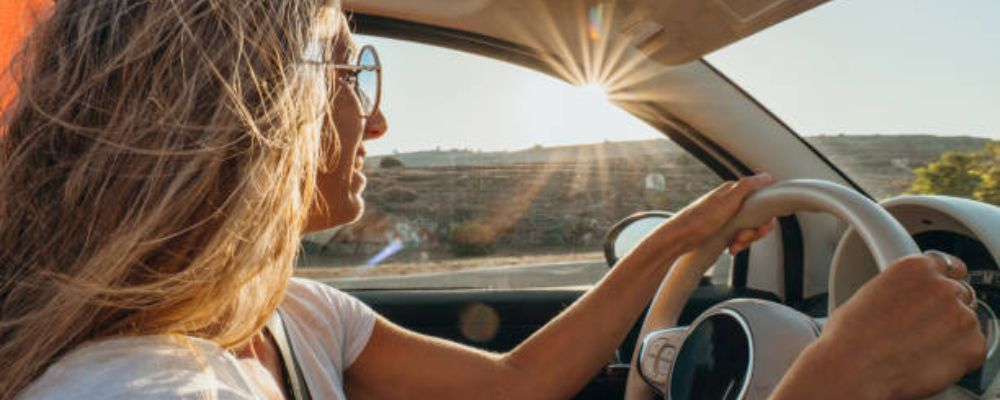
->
[290, 0, 999, 398]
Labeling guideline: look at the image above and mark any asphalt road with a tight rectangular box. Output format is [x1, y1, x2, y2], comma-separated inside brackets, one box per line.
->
[324, 260, 611, 290]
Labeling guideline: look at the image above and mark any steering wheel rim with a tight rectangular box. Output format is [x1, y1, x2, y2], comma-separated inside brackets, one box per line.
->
[624, 179, 921, 400]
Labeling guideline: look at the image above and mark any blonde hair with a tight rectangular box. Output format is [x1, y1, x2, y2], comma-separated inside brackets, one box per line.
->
[0, 0, 343, 397]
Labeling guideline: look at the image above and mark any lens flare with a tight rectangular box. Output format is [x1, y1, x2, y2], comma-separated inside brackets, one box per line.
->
[448, 0, 694, 231]
[588, 4, 605, 42]
[366, 239, 404, 266]
[500, 0, 690, 106]
[458, 302, 501, 343]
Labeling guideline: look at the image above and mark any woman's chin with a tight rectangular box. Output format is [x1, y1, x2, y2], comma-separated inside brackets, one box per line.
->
[334, 192, 366, 225]
[304, 195, 364, 233]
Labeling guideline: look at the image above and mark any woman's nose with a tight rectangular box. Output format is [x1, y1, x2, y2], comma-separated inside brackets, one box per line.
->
[363, 109, 388, 141]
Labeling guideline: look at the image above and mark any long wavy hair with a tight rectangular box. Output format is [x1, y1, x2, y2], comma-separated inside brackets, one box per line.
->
[0, 0, 342, 397]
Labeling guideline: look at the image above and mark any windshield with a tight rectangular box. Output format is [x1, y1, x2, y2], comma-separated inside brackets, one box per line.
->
[297, 36, 728, 289]
[707, 0, 999, 202]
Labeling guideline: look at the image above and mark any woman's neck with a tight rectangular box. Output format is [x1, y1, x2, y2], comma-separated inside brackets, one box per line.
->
[233, 331, 290, 399]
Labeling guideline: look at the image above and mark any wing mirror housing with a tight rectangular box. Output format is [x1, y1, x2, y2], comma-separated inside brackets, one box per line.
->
[603, 213, 732, 283]
[603, 212, 673, 267]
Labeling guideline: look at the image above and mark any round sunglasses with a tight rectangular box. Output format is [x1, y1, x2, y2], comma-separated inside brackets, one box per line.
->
[304, 44, 382, 118]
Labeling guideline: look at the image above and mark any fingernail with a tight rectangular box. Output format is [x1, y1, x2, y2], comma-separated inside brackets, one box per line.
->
[923, 249, 947, 258]
[754, 173, 773, 183]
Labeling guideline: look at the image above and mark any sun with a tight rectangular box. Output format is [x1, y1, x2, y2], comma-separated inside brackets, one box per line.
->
[580, 83, 607, 103]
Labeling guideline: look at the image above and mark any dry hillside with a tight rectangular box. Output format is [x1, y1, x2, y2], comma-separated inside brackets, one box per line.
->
[299, 135, 991, 269]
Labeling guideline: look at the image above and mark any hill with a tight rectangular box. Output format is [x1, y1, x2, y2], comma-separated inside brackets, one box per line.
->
[368, 139, 686, 167]
[301, 134, 993, 267]
[806, 135, 989, 198]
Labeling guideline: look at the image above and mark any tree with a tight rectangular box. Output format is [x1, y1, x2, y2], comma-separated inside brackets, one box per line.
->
[974, 166, 1000, 205]
[380, 186, 418, 203]
[908, 152, 982, 197]
[448, 221, 496, 256]
[973, 142, 1000, 204]
[908, 141, 999, 205]
[379, 156, 404, 169]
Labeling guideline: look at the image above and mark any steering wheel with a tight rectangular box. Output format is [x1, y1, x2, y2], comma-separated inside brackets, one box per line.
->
[623, 179, 923, 400]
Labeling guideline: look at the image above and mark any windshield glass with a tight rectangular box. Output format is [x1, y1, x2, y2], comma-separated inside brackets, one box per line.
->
[707, 0, 999, 202]
[297, 36, 727, 289]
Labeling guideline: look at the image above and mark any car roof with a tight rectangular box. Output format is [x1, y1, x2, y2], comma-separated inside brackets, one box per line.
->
[344, 0, 830, 65]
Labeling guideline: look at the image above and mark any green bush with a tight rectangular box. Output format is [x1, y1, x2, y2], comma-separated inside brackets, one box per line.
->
[379, 156, 405, 169]
[908, 141, 999, 204]
[975, 166, 1000, 205]
[380, 186, 418, 203]
[448, 221, 496, 256]
[539, 222, 567, 246]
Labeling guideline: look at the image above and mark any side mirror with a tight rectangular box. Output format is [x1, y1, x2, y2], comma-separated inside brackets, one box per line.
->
[603, 212, 673, 266]
[603, 212, 733, 283]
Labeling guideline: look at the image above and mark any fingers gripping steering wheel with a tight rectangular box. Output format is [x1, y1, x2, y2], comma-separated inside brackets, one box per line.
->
[623, 179, 922, 400]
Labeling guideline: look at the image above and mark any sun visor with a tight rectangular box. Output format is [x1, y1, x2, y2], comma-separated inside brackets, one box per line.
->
[345, 0, 830, 68]
[615, 0, 829, 65]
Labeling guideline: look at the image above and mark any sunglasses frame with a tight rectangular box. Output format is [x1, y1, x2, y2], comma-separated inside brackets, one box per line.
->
[337, 45, 381, 118]
[302, 44, 382, 118]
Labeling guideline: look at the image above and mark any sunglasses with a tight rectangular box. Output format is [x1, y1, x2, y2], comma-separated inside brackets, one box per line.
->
[304, 44, 382, 118]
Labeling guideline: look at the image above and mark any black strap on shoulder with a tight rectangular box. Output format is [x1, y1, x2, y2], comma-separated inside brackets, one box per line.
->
[265, 310, 312, 400]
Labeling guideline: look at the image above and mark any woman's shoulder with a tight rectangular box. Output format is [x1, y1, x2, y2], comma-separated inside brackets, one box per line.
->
[281, 278, 377, 371]
[284, 277, 372, 318]
[286, 277, 351, 299]
[20, 335, 260, 400]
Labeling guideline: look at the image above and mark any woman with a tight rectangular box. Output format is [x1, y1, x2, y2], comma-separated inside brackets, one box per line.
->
[0, 1, 986, 399]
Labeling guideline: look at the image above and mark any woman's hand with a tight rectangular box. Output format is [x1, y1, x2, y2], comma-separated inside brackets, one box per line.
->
[772, 252, 987, 400]
[664, 173, 777, 255]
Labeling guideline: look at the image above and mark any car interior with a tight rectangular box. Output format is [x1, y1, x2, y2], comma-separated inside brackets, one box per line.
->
[303, 0, 1000, 399]
[0, 0, 997, 399]
[276, 0, 1000, 399]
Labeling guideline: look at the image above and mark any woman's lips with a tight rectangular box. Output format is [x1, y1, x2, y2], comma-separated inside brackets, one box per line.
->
[354, 146, 367, 170]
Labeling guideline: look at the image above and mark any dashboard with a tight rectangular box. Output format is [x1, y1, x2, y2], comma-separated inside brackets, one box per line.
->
[914, 230, 999, 310]
[830, 195, 1000, 312]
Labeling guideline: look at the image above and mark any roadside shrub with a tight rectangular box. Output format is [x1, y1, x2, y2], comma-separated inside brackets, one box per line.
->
[908, 142, 999, 204]
[380, 156, 405, 169]
[449, 221, 496, 256]
[539, 224, 567, 246]
[381, 186, 418, 203]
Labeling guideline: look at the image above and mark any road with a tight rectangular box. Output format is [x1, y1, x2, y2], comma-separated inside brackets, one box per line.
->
[323, 260, 610, 290]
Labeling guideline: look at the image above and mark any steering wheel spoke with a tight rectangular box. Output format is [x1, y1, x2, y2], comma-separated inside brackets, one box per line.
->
[637, 327, 686, 394]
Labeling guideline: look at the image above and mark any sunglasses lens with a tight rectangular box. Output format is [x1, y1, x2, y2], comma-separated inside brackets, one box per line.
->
[356, 47, 379, 115]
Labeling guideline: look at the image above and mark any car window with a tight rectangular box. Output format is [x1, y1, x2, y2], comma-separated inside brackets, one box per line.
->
[707, 0, 999, 203]
[297, 36, 724, 289]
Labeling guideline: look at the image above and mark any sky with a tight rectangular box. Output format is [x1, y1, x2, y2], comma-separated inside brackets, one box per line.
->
[357, 34, 660, 155]
[707, 0, 1000, 139]
[359, 0, 1000, 155]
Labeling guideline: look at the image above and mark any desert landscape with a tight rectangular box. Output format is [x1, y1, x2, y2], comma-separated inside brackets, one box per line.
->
[297, 135, 991, 283]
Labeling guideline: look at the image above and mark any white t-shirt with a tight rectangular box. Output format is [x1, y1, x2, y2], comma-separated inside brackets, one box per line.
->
[19, 278, 377, 399]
